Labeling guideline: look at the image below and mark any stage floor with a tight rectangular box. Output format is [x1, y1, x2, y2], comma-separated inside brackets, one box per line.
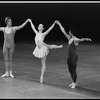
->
[0, 42, 99, 99]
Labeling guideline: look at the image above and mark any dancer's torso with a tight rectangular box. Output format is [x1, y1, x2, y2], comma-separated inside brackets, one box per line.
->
[4, 27, 15, 48]
[68, 37, 78, 57]
[35, 33, 45, 47]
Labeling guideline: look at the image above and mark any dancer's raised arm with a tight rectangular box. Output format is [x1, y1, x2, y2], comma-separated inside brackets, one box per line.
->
[13, 19, 29, 31]
[43, 21, 56, 36]
[56, 21, 70, 40]
[28, 19, 38, 34]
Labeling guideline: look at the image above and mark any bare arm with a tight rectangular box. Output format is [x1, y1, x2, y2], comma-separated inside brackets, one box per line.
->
[0, 27, 4, 32]
[13, 19, 29, 31]
[75, 37, 92, 45]
[57, 21, 70, 40]
[28, 19, 38, 34]
[77, 38, 92, 42]
[43, 21, 56, 36]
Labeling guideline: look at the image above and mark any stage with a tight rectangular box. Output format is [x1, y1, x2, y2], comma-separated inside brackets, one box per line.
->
[0, 42, 99, 99]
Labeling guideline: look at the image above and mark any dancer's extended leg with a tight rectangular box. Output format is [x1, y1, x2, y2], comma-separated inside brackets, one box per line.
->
[47, 44, 63, 49]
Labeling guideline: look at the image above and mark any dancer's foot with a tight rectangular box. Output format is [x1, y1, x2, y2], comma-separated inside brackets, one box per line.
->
[71, 83, 77, 89]
[9, 72, 14, 78]
[40, 77, 43, 83]
[1, 72, 9, 78]
[58, 45, 63, 48]
[69, 82, 77, 86]
[9, 74, 14, 78]
[69, 83, 74, 87]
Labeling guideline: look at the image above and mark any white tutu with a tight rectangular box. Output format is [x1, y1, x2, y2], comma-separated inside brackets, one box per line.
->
[33, 45, 49, 58]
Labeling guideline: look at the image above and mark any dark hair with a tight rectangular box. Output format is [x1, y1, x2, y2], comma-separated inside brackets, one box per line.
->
[5, 17, 11, 24]
[39, 24, 44, 27]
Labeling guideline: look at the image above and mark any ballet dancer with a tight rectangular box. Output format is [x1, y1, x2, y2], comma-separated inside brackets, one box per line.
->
[28, 19, 63, 83]
[0, 17, 29, 78]
[56, 20, 92, 88]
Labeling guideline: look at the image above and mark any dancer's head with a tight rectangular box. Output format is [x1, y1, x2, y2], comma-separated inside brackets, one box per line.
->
[5, 17, 12, 26]
[38, 24, 44, 31]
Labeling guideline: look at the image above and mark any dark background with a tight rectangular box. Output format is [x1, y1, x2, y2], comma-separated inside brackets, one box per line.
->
[0, 3, 99, 44]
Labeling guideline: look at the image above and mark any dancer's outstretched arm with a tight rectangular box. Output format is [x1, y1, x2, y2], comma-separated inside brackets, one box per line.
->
[28, 19, 38, 34]
[76, 38, 92, 42]
[56, 21, 70, 40]
[43, 21, 56, 36]
[74, 37, 92, 45]
[0, 27, 4, 32]
[13, 19, 29, 31]
[77, 38, 92, 42]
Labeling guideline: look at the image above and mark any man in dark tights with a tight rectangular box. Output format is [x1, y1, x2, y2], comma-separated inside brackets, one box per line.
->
[0, 17, 29, 78]
[56, 20, 92, 88]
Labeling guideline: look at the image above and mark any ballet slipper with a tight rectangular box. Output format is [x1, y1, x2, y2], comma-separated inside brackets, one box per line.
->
[69, 83, 74, 87]
[59, 45, 63, 48]
[71, 83, 77, 89]
[71, 84, 76, 88]
[9, 74, 14, 78]
[1, 72, 9, 77]
[9, 72, 14, 78]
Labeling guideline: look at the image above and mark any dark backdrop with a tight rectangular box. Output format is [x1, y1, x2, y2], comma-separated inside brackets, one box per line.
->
[0, 3, 99, 44]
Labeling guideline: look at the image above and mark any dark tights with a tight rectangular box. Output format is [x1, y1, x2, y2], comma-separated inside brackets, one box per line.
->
[67, 55, 78, 83]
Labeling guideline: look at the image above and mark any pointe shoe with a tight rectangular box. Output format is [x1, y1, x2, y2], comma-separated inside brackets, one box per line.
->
[40, 77, 43, 83]
[1, 73, 9, 78]
[59, 45, 63, 48]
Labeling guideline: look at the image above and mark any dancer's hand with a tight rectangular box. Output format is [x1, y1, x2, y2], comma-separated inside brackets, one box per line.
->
[54, 20, 57, 24]
[86, 38, 92, 41]
[26, 19, 29, 22]
[69, 30, 71, 34]
[55, 20, 60, 25]
[27, 19, 31, 23]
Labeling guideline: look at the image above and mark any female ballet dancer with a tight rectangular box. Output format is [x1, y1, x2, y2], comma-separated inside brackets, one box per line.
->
[0, 17, 29, 78]
[56, 21, 92, 88]
[28, 19, 63, 83]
